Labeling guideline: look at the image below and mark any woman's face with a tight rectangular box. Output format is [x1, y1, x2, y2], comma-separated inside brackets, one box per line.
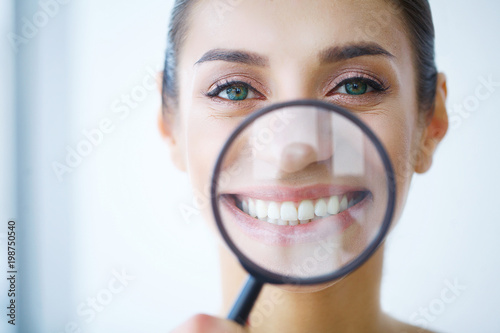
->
[168, 0, 428, 262]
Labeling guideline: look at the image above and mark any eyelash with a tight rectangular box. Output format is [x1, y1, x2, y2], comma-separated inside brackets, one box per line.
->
[329, 76, 389, 95]
[205, 75, 389, 101]
[206, 80, 260, 99]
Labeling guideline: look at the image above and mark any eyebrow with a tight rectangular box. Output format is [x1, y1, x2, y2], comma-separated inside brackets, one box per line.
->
[194, 49, 269, 67]
[319, 43, 395, 63]
[194, 42, 394, 67]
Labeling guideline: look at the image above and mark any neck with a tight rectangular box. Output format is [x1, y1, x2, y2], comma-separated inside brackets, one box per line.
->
[219, 244, 386, 332]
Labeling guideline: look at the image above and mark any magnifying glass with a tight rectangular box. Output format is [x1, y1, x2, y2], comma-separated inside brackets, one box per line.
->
[210, 99, 396, 326]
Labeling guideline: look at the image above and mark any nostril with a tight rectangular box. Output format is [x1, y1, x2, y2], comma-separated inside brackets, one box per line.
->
[279, 143, 318, 173]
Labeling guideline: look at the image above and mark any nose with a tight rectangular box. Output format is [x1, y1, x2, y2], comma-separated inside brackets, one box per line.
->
[279, 142, 318, 173]
[251, 106, 334, 174]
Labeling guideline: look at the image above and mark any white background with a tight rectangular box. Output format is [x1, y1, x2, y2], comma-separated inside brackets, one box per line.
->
[1, 0, 499, 332]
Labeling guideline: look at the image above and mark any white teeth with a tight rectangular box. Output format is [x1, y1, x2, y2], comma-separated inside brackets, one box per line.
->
[248, 199, 257, 218]
[327, 196, 340, 215]
[298, 200, 315, 220]
[339, 195, 348, 212]
[281, 201, 298, 221]
[267, 218, 278, 225]
[268, 202, 281, 220]
[256, 200, 268, 219]
[314, 199, 328, 217]
[238, 192, 365, 226]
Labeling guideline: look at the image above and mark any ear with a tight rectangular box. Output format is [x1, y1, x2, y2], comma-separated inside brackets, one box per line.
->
[157, 71, 187, 172]
[414, 73, 449, 174]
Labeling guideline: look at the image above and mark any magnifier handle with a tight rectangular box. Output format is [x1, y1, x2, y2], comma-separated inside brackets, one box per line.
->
[227, 275, 264, 326]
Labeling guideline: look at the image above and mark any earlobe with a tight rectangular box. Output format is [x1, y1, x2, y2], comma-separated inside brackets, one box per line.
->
[415, 73, 449, 174]
[158, 111, 187, 172]
[157, 70, 187, 172]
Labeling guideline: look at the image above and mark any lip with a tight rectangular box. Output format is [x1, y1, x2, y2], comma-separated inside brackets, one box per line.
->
[218, 185, 373, 246]
[227, 184, 368, 202]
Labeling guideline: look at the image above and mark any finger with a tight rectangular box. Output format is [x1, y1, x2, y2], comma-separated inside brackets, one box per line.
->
[171, 314, 246, 333]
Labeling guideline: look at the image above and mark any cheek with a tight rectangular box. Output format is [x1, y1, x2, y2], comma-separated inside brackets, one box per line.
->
[183, 108, 240, 229]
[362, 108, 419, 225]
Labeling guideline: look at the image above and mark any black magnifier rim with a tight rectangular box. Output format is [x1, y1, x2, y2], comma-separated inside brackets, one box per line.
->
[210, 99, 396, 286]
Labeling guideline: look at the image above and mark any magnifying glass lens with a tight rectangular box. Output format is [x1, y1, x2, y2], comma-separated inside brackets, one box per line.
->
[213, 102, 393, 284]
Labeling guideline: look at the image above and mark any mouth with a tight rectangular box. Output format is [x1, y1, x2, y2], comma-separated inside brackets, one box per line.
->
[219, 185, 372, 246]
[234, 191, 369, 226]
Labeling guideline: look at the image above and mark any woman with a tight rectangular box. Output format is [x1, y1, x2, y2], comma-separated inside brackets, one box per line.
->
[159, 0, 448, 331]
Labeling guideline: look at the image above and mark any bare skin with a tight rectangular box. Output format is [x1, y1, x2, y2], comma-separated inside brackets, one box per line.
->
[160, 0, 448, 331]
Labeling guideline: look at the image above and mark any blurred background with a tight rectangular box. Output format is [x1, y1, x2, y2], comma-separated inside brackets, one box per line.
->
[0, 0, 499, 332]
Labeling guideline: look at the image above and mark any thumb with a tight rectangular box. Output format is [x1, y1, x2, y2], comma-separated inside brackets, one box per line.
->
[171, 314, 247, 333]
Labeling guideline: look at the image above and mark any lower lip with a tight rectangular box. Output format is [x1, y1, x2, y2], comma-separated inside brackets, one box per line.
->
[219, 194, 372, 246]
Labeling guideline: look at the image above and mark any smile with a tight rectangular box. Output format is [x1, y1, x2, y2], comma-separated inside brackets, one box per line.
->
[234, 191, 369, 226]
[218, 184, 373, 246]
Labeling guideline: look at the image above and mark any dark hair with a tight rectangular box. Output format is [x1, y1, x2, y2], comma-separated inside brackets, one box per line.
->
[162, 0, 437, 115]
[392, 0, 438, 115]
[162, 0, 193, 112]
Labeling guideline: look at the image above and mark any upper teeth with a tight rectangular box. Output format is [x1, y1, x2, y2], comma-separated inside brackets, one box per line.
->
[238, 194, 360, 226]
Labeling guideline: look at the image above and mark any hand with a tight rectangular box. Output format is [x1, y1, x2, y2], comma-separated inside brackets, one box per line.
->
[171, 314, 248, 333]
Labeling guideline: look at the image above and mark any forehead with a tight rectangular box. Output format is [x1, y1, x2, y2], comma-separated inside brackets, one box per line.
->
[181, 0, 409, 66]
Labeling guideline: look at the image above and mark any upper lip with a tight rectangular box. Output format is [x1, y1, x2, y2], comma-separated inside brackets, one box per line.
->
[223, 184, 369, 202]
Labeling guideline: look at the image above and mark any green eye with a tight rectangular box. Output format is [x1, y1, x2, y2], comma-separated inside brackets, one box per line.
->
[222, 85, 249, 100]
[345, 81, 368, 95]
[207, 81, 259, 101]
